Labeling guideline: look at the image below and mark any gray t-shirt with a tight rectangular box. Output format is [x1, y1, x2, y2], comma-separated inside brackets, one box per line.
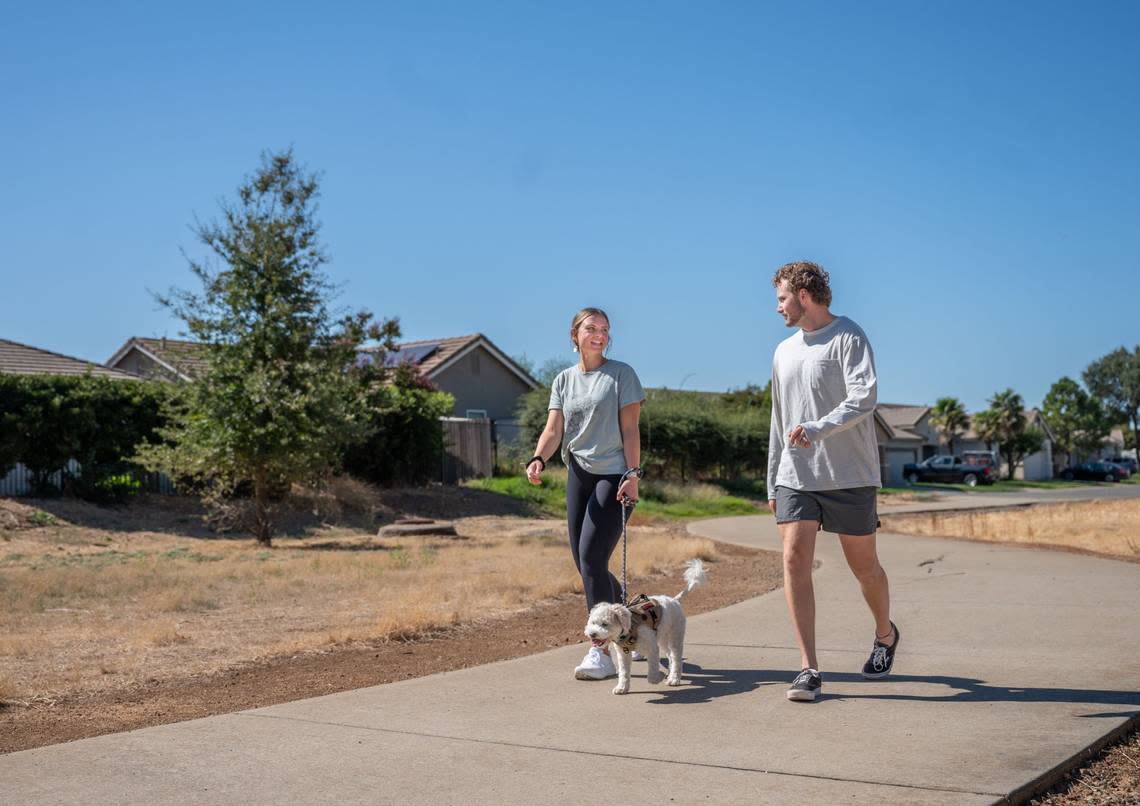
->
[549, 359, 645, 475]
[767, 316, 882, 492]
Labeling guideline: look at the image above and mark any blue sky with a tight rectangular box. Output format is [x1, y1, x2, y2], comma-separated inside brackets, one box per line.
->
[3, 1, 1137, 411]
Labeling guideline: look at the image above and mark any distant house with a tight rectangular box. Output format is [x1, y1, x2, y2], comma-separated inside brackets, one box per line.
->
[362, 333, 539, 434]
[875, 404, 938, 485]
[1090, 427, 1131, 464]
[0, 338, 137, 380]
[958, 409, 1057, 480]
[106, 337, 208, 382]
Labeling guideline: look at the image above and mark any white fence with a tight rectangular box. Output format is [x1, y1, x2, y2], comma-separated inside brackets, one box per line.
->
[0, 461, 175, 497]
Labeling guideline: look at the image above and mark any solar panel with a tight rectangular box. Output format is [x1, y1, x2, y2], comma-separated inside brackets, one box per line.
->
[382, 343, 439, 368]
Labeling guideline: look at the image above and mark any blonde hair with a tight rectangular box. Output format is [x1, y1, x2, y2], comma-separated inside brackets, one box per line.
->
[773, 261, 832, 307]
[569, 307, 610, 352]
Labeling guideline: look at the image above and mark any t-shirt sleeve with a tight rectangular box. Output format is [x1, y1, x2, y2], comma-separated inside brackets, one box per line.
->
[548, 374, 563, 411]
[619, 365, 646, 408]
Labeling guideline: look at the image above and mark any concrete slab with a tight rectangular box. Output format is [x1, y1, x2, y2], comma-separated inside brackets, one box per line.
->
[2, 507, 1137, 804]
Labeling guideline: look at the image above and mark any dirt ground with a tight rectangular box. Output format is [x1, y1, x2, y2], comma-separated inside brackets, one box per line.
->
[0, 487, 782, 754]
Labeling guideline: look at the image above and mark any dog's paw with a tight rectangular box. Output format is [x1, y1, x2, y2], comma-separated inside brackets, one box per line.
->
[612, 682, 629, 695]
[647, 669, 664, 684]
[666, 676, 683, 687]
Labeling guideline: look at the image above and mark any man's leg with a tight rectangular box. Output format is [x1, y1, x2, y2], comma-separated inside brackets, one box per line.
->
[780, 519, 820, 670]
[837, 532, 894, 644]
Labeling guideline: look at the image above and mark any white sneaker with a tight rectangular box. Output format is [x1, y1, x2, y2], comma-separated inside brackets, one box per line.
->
[631, 650, 646, 661]
[574, 645, 616, 680]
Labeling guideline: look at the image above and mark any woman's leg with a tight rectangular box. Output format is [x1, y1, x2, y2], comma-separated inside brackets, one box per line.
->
[565, 455, 593, 588]
[579, 474, 625, 607]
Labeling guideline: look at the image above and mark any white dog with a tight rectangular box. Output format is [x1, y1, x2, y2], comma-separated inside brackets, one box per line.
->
[583, 559, 707, 695]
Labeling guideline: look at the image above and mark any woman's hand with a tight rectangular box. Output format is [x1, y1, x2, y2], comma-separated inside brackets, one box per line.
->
[526, 460, 544, 485]
[616, 477, 639, 503]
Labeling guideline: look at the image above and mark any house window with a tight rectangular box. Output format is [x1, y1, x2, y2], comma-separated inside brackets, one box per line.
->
[466, 409, 489, 420]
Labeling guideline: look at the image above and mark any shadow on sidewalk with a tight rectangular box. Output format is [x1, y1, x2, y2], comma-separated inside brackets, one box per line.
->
[641, 665, 1140, 713]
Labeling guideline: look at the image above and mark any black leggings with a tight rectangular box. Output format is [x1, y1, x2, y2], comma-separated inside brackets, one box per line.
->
[566, 455, 625, 610]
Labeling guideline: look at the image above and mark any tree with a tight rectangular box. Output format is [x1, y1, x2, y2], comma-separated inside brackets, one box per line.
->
[929, 396, 970, 456]
[535, 356, 573, 386]
[1004, 427, 1046, 481]
[1041, 377, 1109, 466]
[1084, 346, 1140, 462]
[971, 409, 1002, 456]
[138, 150, 398, 545]
[983, 389, 1040, 479]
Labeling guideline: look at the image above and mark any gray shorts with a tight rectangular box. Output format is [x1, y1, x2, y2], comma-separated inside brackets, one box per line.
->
[774, 486, 880, 536]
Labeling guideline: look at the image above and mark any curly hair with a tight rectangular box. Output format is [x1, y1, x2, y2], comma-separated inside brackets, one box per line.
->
[772, 261, 832, 307]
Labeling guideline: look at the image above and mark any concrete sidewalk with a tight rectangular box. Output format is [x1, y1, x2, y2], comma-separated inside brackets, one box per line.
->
[3, 513, 1138, 804]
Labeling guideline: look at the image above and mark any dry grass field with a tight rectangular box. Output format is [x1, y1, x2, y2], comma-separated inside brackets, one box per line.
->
[880, 499, 1140, 560]
[0, 493, 718, 706]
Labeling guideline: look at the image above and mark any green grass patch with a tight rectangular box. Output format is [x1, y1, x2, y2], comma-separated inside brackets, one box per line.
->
[910, 479, 1090, 493]
[467, 473, 765, 521]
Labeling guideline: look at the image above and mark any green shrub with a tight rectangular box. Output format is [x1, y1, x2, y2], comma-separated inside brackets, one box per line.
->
[0, 374, 171, 500]
[342, 366, 455, 486]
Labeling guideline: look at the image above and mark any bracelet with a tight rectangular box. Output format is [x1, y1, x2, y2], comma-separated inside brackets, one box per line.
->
[528, 455, 546, 471]
[623, 466, 644, 480]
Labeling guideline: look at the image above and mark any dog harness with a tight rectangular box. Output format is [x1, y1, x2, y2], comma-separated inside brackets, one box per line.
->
[614, 594, 660, 651]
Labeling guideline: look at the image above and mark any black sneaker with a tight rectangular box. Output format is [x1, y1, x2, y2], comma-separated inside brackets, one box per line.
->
[862, 621, 900, 679]
[786, 668, 822, 702]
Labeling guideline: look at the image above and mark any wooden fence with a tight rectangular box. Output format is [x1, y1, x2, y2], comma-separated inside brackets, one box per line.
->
[440, 417, 494, 483]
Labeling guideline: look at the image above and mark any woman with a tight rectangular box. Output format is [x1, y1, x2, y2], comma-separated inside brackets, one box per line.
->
[526, 307, 645, 680]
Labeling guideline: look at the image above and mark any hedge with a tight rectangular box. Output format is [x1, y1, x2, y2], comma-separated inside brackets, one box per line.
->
[0, 374, 172, 500]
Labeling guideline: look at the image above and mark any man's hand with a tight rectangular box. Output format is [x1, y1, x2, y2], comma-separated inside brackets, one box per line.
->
[788, 425, 812, 449]
[767, 498, 777, 513]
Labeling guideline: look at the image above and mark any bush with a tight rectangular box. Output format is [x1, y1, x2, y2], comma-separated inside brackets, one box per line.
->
[0, 374, 171, 499]
[515, 384, 771, 483]
[342, 366, 455, 486]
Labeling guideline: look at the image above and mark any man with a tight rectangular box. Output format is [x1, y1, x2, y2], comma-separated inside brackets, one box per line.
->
[766, 261, 898, 702]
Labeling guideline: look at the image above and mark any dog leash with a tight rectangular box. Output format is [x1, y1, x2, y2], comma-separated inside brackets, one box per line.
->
[618, 467, 643, 606]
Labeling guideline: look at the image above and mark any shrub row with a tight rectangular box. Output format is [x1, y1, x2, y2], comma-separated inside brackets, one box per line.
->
[0, 374, 172, 501]
[515, 384, 771, 484]
[0, 367, 456, 502]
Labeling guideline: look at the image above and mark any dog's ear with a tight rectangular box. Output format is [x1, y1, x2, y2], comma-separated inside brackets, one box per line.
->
[615, 605, 632, 633]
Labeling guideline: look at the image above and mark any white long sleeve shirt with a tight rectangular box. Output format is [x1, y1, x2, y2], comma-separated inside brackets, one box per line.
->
[766, 316, 882, 492]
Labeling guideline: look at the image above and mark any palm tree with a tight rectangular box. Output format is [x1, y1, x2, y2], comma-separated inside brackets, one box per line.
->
[989, 388, 1026, 439]
[929, 397, 970, 456]
[971, 409, 1002, 456]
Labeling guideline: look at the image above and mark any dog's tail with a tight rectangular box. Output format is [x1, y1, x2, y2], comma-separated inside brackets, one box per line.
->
[675, 558, 708, 601]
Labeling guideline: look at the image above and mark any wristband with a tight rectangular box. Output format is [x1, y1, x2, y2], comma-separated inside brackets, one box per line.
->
[623, 466, 644, 480]
[528, 456, 546, 471]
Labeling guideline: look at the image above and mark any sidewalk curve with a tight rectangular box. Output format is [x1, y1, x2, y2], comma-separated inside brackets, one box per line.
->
[2, 512, 1138, 805]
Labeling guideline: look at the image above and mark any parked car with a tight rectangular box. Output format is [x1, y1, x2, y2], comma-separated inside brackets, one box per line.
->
[1103, 460, 1132, 479]
[903, 455, 997, 487]
[1108, 456, 1137, 474]
[962, 450, 998, 469]
[1058, 462, 1125, 482]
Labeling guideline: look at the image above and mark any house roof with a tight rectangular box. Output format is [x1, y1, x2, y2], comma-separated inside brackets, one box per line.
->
[362, 333, 538, 389]
[106, 337, 209, 381]
[0, 338, 139, 379]
[876, 403, 930, 442]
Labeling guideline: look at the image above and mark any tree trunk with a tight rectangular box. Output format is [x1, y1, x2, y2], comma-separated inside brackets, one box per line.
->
[253, 468, 272, 546]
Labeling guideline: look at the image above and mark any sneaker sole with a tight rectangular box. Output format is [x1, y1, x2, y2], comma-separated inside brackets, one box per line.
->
[574, 669, 614, 680]
[861, 668, 892, 680]
[786, 689, 820, 702]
